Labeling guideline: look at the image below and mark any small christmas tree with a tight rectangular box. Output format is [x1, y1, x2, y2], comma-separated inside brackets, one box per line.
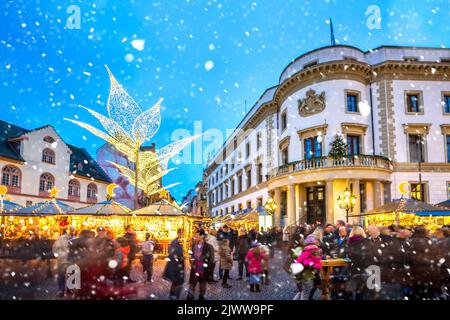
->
[328, 134, 348, 158]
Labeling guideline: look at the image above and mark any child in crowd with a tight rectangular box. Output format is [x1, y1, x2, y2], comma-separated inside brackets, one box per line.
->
[295, 235, 322, 300]
[245, 242, 267, 292]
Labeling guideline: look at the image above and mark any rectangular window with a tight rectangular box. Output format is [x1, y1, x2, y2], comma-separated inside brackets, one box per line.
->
[246, 201, 252, 210]
[246, 142, 250, 159]
[237, 174, 242, 193]
[447, 135, 450, 163]
[444, 95, 450, 114]
[257, 132, 262, 150]
[304, 136, 322, 160]
[408, 134, 425, 162]
[406, 93, 420, 113]
[347, 135, 361, 155]
[410, 183, 426, 202]
[281, 112, 287, 131]
[280, 191, 287, 216]
[2, 173, 9, 186]
[346, 93, 359, 112]
[257, 197, 263, 208]
[230, 180, 235, 196]
[257, 163, 263, 184]
[246, 169, 252, 188]
[281, 148, 289, 165]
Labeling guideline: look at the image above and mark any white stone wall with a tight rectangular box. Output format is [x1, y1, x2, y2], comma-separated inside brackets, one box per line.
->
[0, 126, 107, 207]
[279, 79, 374, 162]
[390, 80, 450, 163]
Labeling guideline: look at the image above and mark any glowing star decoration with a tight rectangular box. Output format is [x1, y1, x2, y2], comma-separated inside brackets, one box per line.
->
[398, 182, 410, 195]
[64, 66, 200, 209]
[49, 186, 59, 198]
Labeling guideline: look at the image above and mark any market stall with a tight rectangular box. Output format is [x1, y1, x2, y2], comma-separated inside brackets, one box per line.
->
[67, 199, 131, 237]
[0, 197, 74, 258]
[129, 199, 195, 256]
[362, 198, 450, 231]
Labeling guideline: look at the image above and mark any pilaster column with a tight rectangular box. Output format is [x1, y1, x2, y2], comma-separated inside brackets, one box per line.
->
[295, 184, 301, 224]
[273, 188, 281, 227]
[373, 180, 382, 209]
[325, 180, 334, 223]
[351, 179, 361, 225]
[287, 184, 296, 226]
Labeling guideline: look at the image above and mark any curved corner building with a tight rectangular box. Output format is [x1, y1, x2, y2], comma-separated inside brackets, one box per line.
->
[204, 45, 450, 227]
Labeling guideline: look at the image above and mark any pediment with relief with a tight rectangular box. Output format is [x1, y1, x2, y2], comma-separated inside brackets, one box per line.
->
[298, 89, 326, 117]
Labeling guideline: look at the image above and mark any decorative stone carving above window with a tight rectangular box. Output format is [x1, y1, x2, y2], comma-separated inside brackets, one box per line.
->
[297, 124, 328, 139]
[341, 123, 368, 136]
[298, 89, 326, 117]
[279, 136, 291, 150]
[402, 123, 432, 135]
[440, 124, 450, 135]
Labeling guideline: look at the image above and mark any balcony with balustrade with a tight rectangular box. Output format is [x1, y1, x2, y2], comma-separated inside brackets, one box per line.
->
[268, 154, 393, 183]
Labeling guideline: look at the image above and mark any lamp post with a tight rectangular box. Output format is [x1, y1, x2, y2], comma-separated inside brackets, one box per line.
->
[337, 187, 357, 223]
[264, 197, 277, 230]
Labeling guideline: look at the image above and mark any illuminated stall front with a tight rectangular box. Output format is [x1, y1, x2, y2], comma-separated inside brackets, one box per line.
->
[362, 198, 450, 231]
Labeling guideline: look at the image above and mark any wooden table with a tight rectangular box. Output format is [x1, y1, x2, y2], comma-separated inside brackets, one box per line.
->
[320, 259, 350, 300]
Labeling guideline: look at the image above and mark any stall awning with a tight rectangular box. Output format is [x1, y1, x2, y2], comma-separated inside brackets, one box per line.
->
[0, 199, 23, 213]
[68, 200, 131, 215]
[130, 199, 186, 216]
[437, 199, 450, 209]
[363, 198, 450, 216]
[10, 199, 74, 215]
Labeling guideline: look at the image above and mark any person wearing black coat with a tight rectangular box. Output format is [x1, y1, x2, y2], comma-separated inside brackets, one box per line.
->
[405, 226, 443, 300]
[236, 228, 252, 280]
[163, 229, 185, 300]
[123, 226, 137, 279]
[187, 229, 213, 300]
[346, 226, 372, 300]
[436, 227, 450, 299]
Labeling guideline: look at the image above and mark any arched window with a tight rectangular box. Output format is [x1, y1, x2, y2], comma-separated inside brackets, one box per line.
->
[39, 173, 54, 193]
[43, 136, 55, 144]
[68, 179, 80, 199]
[1, 166, 21, 193]
[87, 183, 97, 201]
[42, 148, 56, 164]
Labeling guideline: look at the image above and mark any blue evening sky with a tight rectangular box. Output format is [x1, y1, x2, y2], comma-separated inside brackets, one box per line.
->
[0, 0, 449, 201]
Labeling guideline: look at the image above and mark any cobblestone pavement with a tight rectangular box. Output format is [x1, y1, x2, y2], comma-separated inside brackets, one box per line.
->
[0, 249, 298, 300]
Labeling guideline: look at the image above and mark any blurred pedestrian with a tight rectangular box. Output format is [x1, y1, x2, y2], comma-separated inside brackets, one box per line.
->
[163, 229, 185, 300]
[219, 239, 233, 288]
[141, 232, 155, 284]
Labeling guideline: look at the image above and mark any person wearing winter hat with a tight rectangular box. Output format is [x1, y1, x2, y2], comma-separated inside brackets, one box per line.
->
[295, 234, 322, 300]
[245, 241, 267, 292]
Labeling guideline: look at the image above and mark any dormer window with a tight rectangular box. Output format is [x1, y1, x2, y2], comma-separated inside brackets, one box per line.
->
[43, 136, 55, 143]
[403, 56, 419, 62]
[303, 60, 318, 69]
[42, 148, 56, 164]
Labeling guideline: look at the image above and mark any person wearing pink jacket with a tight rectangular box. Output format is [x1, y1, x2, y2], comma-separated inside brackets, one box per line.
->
[295, 235, 323, 300]
[245, 242, 268, 292]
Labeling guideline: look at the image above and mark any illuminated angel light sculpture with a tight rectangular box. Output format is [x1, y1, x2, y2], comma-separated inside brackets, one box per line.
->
[65, 66, 199, 209]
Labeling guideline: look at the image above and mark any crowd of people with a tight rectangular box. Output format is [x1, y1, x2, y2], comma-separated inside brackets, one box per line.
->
[51, 220, 450, 300]
[286, 220, 450, 300]
[163, 225, 277, 300]
[52, 225, 155, 299]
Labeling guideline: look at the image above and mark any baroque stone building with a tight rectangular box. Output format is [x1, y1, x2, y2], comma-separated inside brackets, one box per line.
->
[204, 45, 450, 227]
[0, 120, 111, 208]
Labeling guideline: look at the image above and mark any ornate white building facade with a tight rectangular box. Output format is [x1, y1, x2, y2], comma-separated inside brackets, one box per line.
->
[0, 120, 111, 208]
[204, 45, 450, 227]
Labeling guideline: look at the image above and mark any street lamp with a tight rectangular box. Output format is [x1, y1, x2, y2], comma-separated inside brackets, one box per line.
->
[264, 197, 277, 215]
[337, 187, 357, 223]
[262, 197, 277, 231]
